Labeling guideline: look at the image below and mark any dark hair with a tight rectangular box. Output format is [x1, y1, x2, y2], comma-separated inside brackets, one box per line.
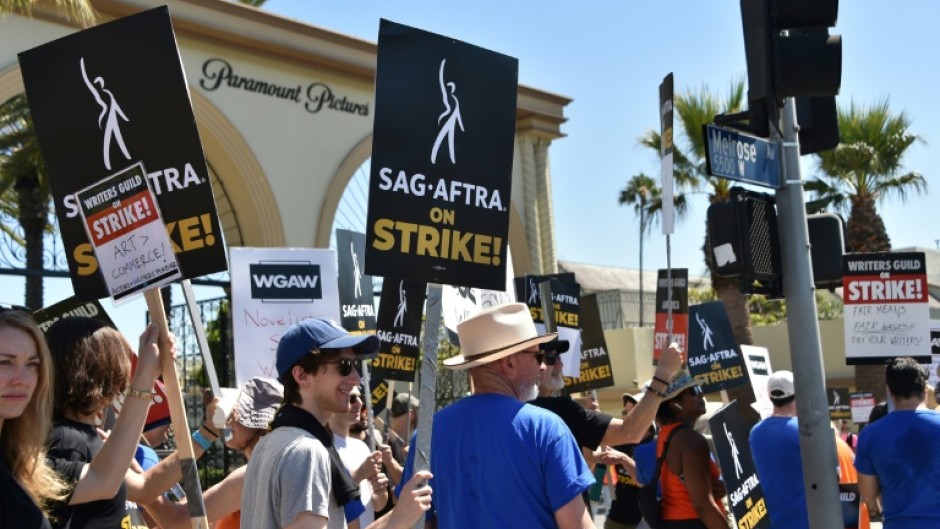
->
[868, 402, 888, 424]
[656, 399, 678, 422]
[770, 394, 795, 408]
[885, 357, 927, 400]
[282, 348, 341, 405]
[45, 317, 132, 418]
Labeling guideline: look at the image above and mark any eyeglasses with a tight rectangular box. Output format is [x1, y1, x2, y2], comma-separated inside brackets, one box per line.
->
[543, 352, 560, 366]
[323, 358, 362, 377]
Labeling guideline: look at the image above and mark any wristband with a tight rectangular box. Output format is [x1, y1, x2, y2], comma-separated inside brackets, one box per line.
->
[126, 387, 154, 401]
[192, 429, 213, 451]
[645, 384, 667, 399]
[201, 424, 219, 439]
[652, 375, 669, 387]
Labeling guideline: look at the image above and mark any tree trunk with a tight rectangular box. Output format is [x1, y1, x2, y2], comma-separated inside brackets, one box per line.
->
[847, 194, 891, 403]
[16, 172, 46, 310]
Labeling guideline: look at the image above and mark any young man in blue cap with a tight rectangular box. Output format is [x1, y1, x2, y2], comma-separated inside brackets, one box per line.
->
[240, 317, 432, 529]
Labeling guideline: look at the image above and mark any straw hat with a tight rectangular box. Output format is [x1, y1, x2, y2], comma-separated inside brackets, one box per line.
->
[443, 303, 556, 370]
[662, 370, 703, 401]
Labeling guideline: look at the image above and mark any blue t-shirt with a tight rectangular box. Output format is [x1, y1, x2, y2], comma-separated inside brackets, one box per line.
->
[855, 409, 940, 529]
[749, 416, 808, 529]
[634, 438, 656, 486]
[427, 393, 594, 529]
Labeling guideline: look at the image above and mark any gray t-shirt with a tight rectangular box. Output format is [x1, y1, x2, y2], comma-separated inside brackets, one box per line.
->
[241, 426, 345, 529]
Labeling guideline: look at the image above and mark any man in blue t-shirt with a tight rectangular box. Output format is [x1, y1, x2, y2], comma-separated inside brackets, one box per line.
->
[430, 303, 596, 529]
[855, 357, 940, 529]
[749, 370, 808, 529]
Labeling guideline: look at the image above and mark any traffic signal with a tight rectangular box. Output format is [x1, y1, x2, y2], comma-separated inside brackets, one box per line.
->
[738, 0, 842, 139]
[706, 187, 782, 294]
[807, 213, 846, 289]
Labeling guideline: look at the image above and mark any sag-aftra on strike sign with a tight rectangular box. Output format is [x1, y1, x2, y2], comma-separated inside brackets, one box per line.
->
[366, 20, 518, 290]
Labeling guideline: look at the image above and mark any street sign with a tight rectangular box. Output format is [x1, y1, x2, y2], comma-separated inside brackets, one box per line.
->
[704, 124, 781, 188]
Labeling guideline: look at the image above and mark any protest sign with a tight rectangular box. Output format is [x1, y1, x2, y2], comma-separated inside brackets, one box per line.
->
[653, 268, 688, 361]
[32, 296, 114, 333]
[442, 247, 515, 345]
[18, 7, 226, 301]
[373, 279, 427, 382]
[827, 387, 851, 421]
[927, 322, 940, 389]
[708, 401, 771, 529]
[741, 345, 773, 419]
[75, 164, 181, 301]
[336, 230, 377, 334]
[850, 392, 875, 424]
[660, 73, 675, 235]
[563, 294, 614, 393]
[230, 247, 340, 386]
[843, 252, 930, 364]
[365, 20, 518, 290]
[517, 275, 582, 378]
[687, 301, 749, 393]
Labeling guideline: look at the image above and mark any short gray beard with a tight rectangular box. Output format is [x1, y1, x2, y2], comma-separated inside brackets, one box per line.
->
[517, 380, 539, 402]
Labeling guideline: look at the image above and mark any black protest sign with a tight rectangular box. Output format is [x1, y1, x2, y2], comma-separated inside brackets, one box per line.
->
[517, 275, 582, 359]
[708, 401, 771, 529]
[514, 273, 577, 313]
[33, 296, 115, 333]
[18, 7, 226, 301]
[563, 294, 614, 393]
[366, 20, 518, 290]
[932, 327, 940, 355]
[827, 387, 852, 421]
[367, 376, 390, 416]
[336, 230, 377, 334]
[373, 279, 427, 382]
[687, 301, 749, 393]
[653, 268, 688, 361]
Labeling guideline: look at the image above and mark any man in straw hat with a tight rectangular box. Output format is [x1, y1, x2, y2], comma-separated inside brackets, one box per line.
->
[240, 317, 433, 529]
[429, 302, 596, 529]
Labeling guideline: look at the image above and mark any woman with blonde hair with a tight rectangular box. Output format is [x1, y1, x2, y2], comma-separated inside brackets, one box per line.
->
[0, 308, 66, 528]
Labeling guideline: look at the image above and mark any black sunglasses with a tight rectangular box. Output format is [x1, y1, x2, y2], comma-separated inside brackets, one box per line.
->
[323, 358, 362, 377]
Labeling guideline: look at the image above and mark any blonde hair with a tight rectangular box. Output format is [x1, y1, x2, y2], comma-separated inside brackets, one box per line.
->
[0, 311, 67, 515]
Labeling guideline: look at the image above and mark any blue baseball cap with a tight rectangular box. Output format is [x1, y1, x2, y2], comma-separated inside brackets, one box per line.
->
[276, 317, 379, 381]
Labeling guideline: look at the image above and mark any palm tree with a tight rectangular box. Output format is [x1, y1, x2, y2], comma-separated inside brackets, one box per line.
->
[0, 0, 96, 27]
[618, 173, 688, 326]
[638, 79, 755, 346]
[0, 94, 54, 309]
[807, 97, 927, 400]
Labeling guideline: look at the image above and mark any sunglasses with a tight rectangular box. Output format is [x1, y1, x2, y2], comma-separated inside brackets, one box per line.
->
[323, 358, 362, 377]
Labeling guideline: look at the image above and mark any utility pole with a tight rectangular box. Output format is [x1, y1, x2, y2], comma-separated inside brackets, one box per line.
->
[775, 96, 843, 529]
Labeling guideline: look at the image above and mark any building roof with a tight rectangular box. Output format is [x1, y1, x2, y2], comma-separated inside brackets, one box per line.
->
[557, 260, 710, 294]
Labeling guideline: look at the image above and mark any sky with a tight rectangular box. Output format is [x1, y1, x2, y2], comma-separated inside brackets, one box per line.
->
[3, 0, 939, 340]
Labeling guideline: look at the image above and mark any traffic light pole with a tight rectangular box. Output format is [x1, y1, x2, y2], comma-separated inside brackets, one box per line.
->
[775, 96, 843, 528]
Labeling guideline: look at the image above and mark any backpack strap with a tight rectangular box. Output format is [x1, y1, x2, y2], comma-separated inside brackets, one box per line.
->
[653, 424, 687, 487]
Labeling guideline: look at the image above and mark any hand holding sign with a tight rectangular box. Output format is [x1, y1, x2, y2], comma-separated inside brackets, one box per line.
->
[656, 342, 685, 381]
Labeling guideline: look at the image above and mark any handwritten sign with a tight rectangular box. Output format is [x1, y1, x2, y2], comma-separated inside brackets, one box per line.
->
[843, 252, 930, 364]
[76, 163, 180, 301]
[230, 247, 340, 386]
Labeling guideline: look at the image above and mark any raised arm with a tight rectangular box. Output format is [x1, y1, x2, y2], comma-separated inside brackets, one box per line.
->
[600, 343, 683, 446]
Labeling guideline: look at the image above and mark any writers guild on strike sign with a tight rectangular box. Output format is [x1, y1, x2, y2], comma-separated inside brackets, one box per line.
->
[75, 163, 181, 301]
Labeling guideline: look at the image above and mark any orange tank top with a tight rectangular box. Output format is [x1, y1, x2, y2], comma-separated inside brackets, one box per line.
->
[657, 422, 726, 521]
[214, 510, 240, 529]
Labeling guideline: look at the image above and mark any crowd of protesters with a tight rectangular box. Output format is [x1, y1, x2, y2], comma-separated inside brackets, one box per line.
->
[2, 302, 939, 529]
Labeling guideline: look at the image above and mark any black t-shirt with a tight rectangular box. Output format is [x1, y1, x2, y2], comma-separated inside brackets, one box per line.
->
[0, 455, 51, 529]
[529, 396, 612, 450]
[46, 418, 130, 529]
[606, 443, 643, 524]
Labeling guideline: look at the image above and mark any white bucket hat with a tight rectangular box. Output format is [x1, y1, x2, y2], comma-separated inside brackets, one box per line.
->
[443, 303, 556, 370]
